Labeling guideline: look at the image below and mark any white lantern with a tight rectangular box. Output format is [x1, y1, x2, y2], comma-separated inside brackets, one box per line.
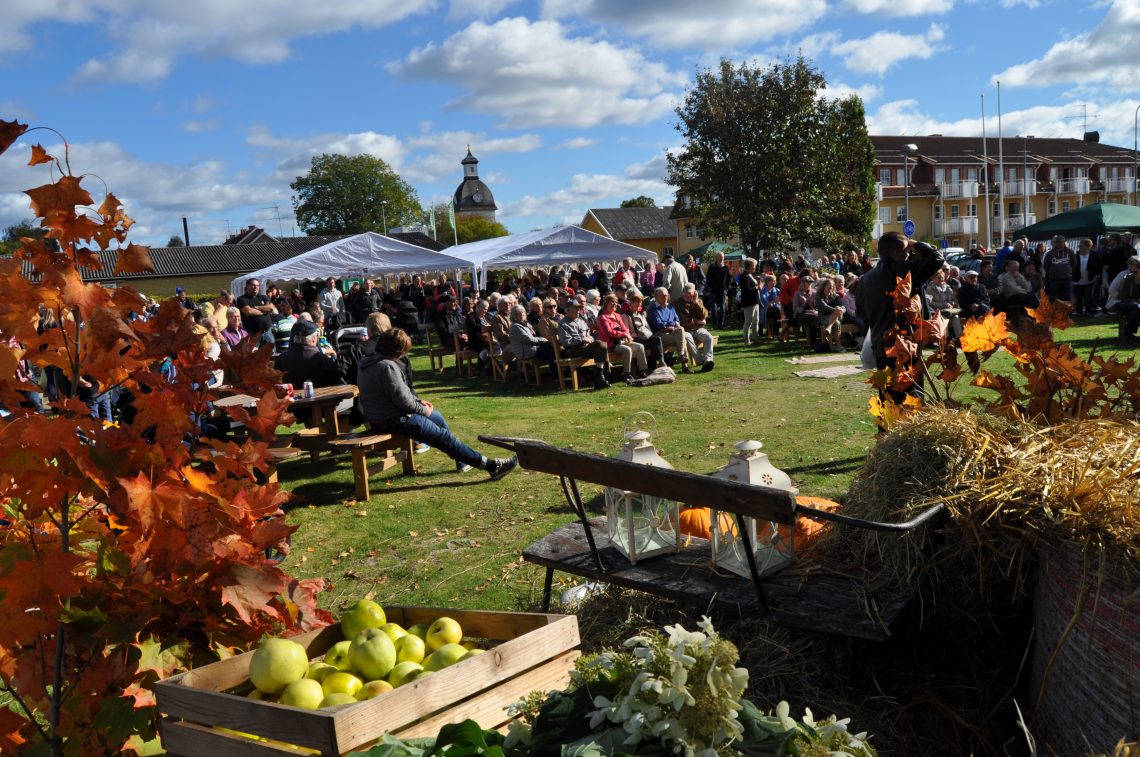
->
[710, 440, 796, 579]
[603, 419, 679, 564]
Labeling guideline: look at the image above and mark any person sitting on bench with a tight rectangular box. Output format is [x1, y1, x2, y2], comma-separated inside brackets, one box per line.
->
[357, 328, 517, 480]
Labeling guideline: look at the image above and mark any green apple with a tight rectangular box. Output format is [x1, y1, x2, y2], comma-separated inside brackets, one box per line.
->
[411, 669, 434, 680]
[406, 623, 430, 641]
[320, 692, 358, 709]
[321, 671, 363, 698]
[377, 622, 407, 643]
[340, 599, 386, 641]
[356, 680, 394, 700]
[394, 633, 426, 664]
[249, 638, 309, 694]
[462, 648, 485, 660]
[423, 643, 467, 672]
[386, 661, 423, 688]
[425, 617, 462, 651]
[306, 661, 337, 682]
[323, 640, 353, 671]
[280, 678, 325, 710]
[348, 628, 397, 681]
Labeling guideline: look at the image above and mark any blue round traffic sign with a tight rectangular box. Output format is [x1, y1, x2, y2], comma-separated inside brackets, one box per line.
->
[903, 220, 916, 236]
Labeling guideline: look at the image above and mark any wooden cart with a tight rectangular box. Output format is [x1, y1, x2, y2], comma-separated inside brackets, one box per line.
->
[155, 607, 580, 756]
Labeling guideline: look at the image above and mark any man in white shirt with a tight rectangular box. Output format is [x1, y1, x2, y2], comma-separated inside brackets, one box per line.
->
[319, 277, 346, 329]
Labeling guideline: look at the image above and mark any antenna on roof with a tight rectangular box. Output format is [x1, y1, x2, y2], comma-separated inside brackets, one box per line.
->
[259, 204, 286, 237]
[1063, 104, 1099, 137]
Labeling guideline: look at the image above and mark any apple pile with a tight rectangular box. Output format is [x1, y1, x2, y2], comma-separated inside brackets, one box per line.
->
[246, 599, 483, 710]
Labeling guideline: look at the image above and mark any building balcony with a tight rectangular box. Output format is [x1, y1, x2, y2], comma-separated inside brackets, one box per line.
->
[1105, 177, 1136, 194]
[939, 182, 978, 199]
[1006, 213, 1037, 231]
[935, 217, 979, 236]
[1057, 178, 1090, 195]
[1002, 180, 1037, 197]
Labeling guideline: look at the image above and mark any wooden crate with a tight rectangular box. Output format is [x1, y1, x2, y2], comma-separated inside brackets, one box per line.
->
[154, 607, 580, 756]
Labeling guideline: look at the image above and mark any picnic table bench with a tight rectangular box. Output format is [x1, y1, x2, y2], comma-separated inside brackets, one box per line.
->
[480, 435, 946, 642]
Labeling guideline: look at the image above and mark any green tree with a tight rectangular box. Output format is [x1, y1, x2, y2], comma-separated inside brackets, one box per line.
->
[430, 202, 456, 245]
[455, 215, 509, 245]
[2, 218, 45, 253]
[166, 234, 185, 247]
[290, 154, 421, 235]
[666, 56, 876, 256]
[620, 195, 657, 208]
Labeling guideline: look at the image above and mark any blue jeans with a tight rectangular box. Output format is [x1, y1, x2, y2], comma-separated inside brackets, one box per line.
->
[1045, 279, 1073, 303]
[89, 392, 113, 421]
[379, 410, 483, 468]
[704, 292, 725, 328]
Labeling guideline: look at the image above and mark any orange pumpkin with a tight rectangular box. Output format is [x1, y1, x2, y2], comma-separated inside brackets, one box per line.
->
[678, 507, 738, 540]
[783, 495, 840, 548]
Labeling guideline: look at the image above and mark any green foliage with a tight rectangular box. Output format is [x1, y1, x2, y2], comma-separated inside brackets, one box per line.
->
[2, 218, 45, 254]
[165, 235, 184, 247]
[620, 196, 657, 208]
[666, 56, 876, 256]
[291, 153, 421, 235]
[456, 215, 509, 245]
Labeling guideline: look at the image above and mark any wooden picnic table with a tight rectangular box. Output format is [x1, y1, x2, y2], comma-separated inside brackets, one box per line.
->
[288, 384, 359, 436]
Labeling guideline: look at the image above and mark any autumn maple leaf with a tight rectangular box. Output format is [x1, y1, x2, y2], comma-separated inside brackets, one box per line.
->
[1026, 294, 1073, 330]
[28, 144, 54, 166]
[960, 312, 1010, 353]
[0, 119, 28, 155]
[26, 175, 94, 218]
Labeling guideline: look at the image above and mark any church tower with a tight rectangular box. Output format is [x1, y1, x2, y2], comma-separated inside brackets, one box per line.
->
[452, 147, 497, 221]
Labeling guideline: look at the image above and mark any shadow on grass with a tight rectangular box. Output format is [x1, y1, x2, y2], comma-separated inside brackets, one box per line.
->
[283, 465, 491, 510]
[784, 455, 865, 477]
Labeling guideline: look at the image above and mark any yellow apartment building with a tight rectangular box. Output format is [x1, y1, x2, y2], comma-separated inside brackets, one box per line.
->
[872, 135, 1137, 249]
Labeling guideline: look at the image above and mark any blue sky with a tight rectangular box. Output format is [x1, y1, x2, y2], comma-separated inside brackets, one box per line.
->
[2, 0, 1137, 246]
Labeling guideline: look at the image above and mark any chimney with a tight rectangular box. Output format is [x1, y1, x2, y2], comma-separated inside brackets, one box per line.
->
[182, 217, 190, 246]
[1083, 131, 1100, 143]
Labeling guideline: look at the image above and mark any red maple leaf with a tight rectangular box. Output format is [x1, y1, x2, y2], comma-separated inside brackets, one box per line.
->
[26, 176, 94, 219]
[0, 119, 28, 155]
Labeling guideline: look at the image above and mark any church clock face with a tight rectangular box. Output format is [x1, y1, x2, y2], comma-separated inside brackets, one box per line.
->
[473, 191, 484, 204]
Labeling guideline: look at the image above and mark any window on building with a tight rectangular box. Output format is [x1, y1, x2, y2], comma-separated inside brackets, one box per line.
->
[951, 239, 960, 247]
[896, 206, 906, 222]
[950, 168, 961, 184]
[663, 246, 674, 256]
[685, 225, 693, 239]
[951, 205, 960, 219]
[993, 202, 1001, 218]
[934, 205, 943, 220]
[1008, 167, 1019, 182]
[967, 203, 977, 217]
[896, 168, 906, 186]
[968, 238, 978, 247]
[935, 168, 946, 185]
[1062, 201, 1071, 213]
[1009, 201, 1020, 216]
[967, 168, 978, 182]
[1076, 198, 1084, 208]
[878, 206, 892, 223]
[879, 168, 891, 185]
[1047, 200, 1057, 216]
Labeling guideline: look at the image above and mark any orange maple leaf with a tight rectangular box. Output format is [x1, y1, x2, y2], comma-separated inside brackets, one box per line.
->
[220, 563, 289, 625]
[960, 311, 1010, 353]
[26, 175, 94, 218]
[114, 243, 154, 275]
[1026, 294, 1073, 330]
[0, 119, 28, 155]
[28, 144, 53, 166]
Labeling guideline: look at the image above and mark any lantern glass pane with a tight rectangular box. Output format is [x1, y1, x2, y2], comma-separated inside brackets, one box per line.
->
[712, 513, 794, 579]
[605, 488, 678, 561]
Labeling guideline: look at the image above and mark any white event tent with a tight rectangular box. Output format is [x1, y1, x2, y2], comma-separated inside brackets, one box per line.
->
[229, 232, 475, 293]
[447, 225, 650, 289]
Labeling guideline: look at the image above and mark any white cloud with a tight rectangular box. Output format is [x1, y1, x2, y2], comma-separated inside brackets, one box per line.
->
[499, 156, 671, 222]
[865, 97, 1140, 148]
[833, 24, 946, 76]
[844, 0, 954, 16]
[34, 0, 437, 84]
[0, 138, 286, 245]
[448, 0, 518, 18]
[183, 119, 219, 132]
[247, 126, 542, 186]
[994, 0, 1140, 90]
[560, 137, 598, 149]
[391, 17, 686, 128]
[541, 0, 827, 49]
[821, 82, 884, 103]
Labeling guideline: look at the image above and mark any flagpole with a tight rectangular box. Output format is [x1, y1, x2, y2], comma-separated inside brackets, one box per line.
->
[997, 80, 1005, 245]
[981, 94, 991, 248]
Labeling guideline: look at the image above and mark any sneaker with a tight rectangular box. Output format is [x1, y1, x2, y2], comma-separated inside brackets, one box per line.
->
[486, 456, 518, 481]
[456, 462, 474, 473]
[414, 443, 431, 454]
[593, 376, 611, 390]
[701, 360, 714, 372]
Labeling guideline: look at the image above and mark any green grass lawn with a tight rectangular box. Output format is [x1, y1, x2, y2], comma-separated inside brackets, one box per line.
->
[281, 316, 1133, 616]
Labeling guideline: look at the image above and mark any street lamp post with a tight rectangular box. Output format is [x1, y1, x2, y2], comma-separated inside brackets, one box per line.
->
[903, 143, 918, 232]
[381, 200, 389, 234]
[1133, 104, 1139, 206]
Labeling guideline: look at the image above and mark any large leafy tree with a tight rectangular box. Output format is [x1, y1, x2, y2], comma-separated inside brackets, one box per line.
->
[620, 196, 657, 208]
[455, 215, 509, 245]
[666, 56, 875, 256]
[291, 153, 421, 235]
